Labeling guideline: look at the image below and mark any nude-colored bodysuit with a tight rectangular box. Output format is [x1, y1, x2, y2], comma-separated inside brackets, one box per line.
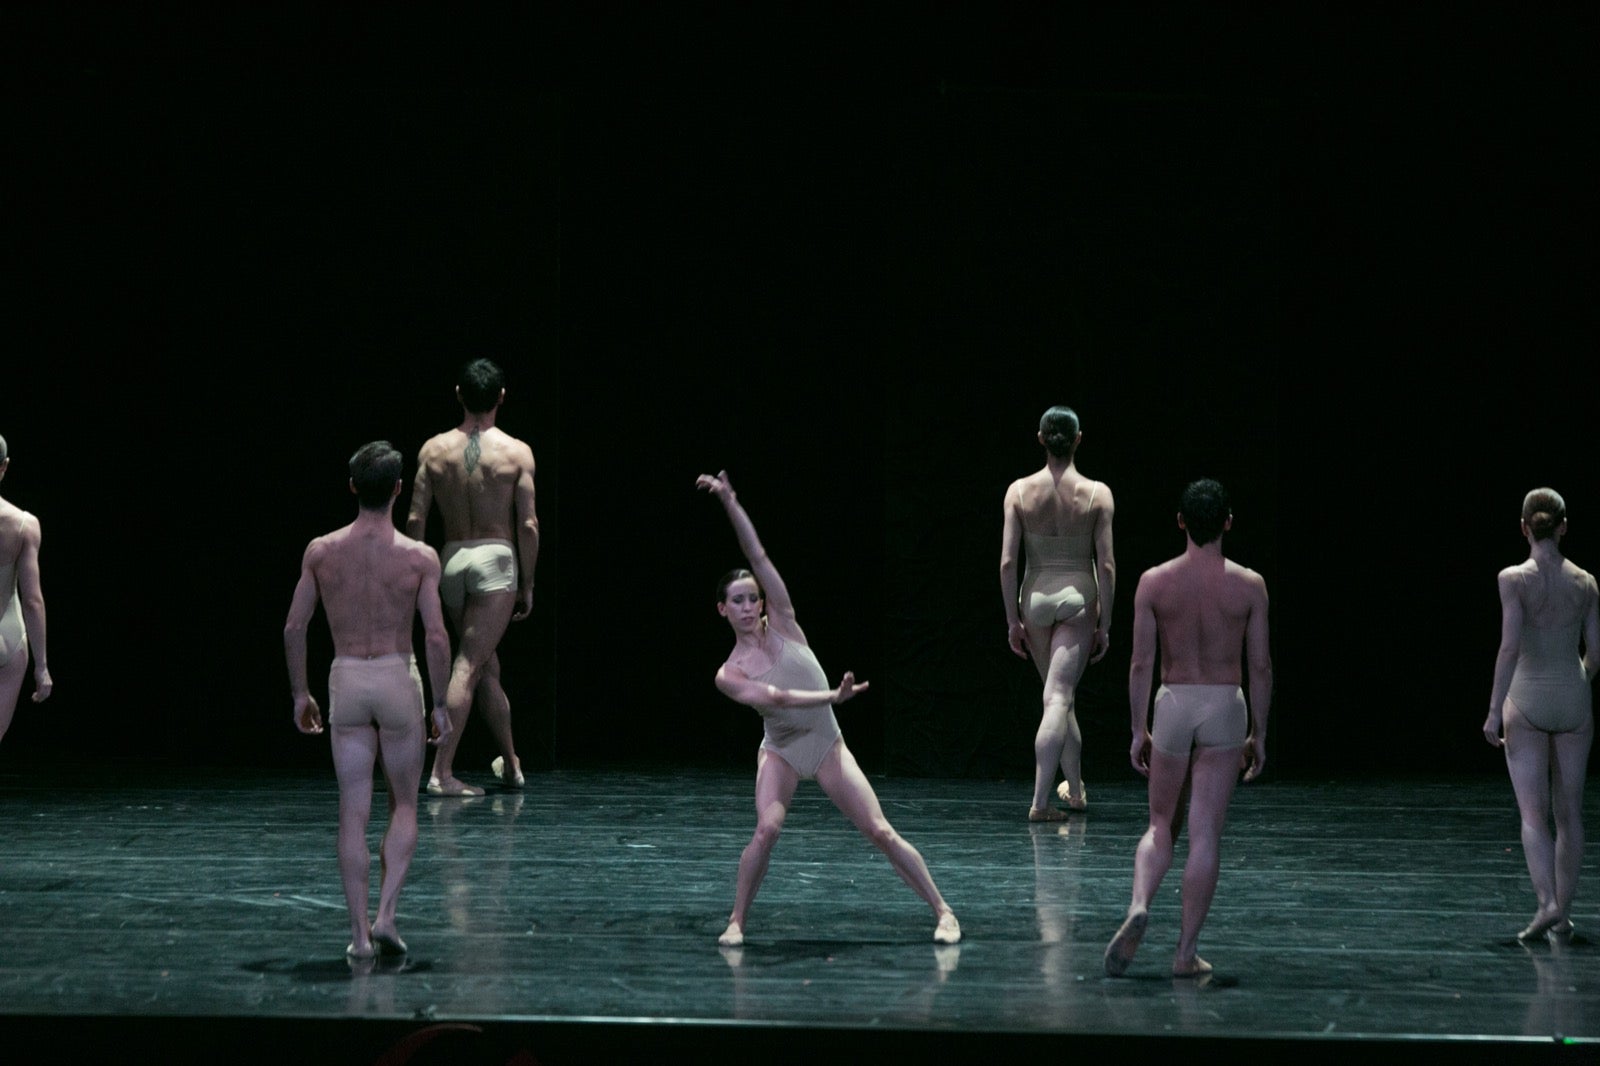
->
[1509, 620, 1591, 734]
[0, 558, 24, 669]
[1020, 483, 1100, 631]
[751, 634, 842, 779]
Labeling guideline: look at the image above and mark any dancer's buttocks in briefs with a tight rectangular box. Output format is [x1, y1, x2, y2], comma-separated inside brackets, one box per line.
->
[1021, 530, 1097, 630]
[1150, 684, 1247, 757]
[748, 634, 842, 778]
[1508, 620, 1592, 734]
[329, 654, 427, 734]
[438, 539, 517, 612]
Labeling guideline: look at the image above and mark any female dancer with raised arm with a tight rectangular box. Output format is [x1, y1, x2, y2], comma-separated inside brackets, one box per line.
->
[698, 470, 960, 947]
[1485, 488, 1599, 941]
[1000, 406, 1115, 820]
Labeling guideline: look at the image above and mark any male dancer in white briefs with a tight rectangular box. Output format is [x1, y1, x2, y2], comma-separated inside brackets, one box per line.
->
[0, 435, 51, 743]
[407, 359, 539, 796]
[285, 442, 454, 958]
[1105, 478, 1270, 979]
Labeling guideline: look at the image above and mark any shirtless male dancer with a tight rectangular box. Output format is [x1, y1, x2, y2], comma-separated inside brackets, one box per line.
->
[406, 359, 539, 797]
[0, 435, 52, 742]
[284, 441, 454, 959]
[1105, 478, 1271, 979]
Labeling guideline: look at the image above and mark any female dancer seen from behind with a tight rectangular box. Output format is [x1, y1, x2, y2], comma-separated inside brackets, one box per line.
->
[1000, 406, 1115, 820]
[697, 470, 960, 947]
[1485, 488, 1599, 942]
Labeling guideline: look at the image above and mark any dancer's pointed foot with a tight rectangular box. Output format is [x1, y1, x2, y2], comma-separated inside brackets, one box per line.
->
[346, 940, 377, 960]
[1548, 919, 1576, 943]
[1104, 909, 1148, 977]
[427, 775, 485, 797]
[1172, 955, 1212, 979]
[1028, 806, 1069, 822]
[1518, 906, 1564, 942]
[934, 911, 962, 944]
[1056, 781, 1088, 811]
[718, 921, 744, 947]
[491, 755, 525, 788]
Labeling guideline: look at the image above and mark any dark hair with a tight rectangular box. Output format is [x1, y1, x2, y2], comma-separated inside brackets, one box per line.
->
[458, 358, 506, 414]
[1522, 488, 1566, 541]
[1039, 406, 1080, 458]
[349, 441, 403, 510]
[1180, 478, 1231, 546]
[716, 568, 763, 604]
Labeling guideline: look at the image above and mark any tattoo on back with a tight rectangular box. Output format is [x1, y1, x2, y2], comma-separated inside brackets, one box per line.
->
[465, 430, 481, 475]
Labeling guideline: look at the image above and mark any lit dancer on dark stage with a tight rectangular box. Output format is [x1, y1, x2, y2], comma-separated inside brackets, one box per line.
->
[1485, 487, 1598, 943]
[698, 469, 960, 947]
[1001, 405, 1115, 819]
[407, 358, 540, 796]
[1105, 479, 1270, 979]
[285, 442, 453, 959]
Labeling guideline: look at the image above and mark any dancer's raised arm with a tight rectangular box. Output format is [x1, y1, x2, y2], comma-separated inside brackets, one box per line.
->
[697, 470, 799, 632]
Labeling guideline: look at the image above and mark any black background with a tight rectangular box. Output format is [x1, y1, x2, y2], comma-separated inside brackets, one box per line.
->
[4, 6, 1595, 781]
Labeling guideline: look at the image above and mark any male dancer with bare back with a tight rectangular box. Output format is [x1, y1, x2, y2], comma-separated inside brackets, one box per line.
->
[0, 435, 51, 742]
[406, 359, 539, 796]
[1105, 478, 1271, 979]
[285, 441, 454, 958]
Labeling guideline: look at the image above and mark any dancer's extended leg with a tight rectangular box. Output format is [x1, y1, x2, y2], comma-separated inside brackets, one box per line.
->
[430, 592, 516, 796]
[722, 748, 800, 946]
[331, 723, 380, 958]
[1504, 700, 1561, 939]
[1106, 745, 1188, 976]
[815, 741, 960, 943]
[371, 712, 424, 955]
[1172, 744, 1241, 976]
[1549, 717, 1592, 928]
[1026, 615, 1093, 817]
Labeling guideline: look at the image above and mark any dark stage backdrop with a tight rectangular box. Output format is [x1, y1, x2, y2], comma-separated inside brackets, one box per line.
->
[5, 8, 1595, 782]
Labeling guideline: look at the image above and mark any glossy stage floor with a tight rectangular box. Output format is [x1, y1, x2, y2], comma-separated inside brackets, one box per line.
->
[1, 764, 1595, 1064]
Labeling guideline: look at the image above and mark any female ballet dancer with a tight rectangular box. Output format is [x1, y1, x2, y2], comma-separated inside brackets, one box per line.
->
[1485, 487, 1599, 941]
[1000, 406, 1115, 819]
[697, 470, 960, 946]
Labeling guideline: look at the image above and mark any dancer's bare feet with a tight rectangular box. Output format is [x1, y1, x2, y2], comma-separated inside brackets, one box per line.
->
[427, 775, 485, 798]
[718, 920, 744, 947]
[1172, 955, 1212, 978]
[1028, 806, 1069, 823]
[1055, 781, 1088, 811]
[346, 938, 377, 960]
[1518, 905, 1565, 942]
[372, 924, 408, 956]
[934, 911, 962, 944]
[1104, 909, 1147, 977]
[491, 755, 525, 789]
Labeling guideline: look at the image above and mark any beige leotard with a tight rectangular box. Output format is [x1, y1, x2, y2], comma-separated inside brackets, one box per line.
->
[750, 634, 842, 779]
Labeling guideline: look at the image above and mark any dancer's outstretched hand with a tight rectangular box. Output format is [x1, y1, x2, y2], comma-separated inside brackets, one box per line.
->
[833, 671, 870, 704]
[696, 470, 735, 500]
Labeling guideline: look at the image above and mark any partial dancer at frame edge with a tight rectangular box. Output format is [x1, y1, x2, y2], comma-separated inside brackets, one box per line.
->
[698, 470, 960, 947]
[0, 434, 51, 743]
